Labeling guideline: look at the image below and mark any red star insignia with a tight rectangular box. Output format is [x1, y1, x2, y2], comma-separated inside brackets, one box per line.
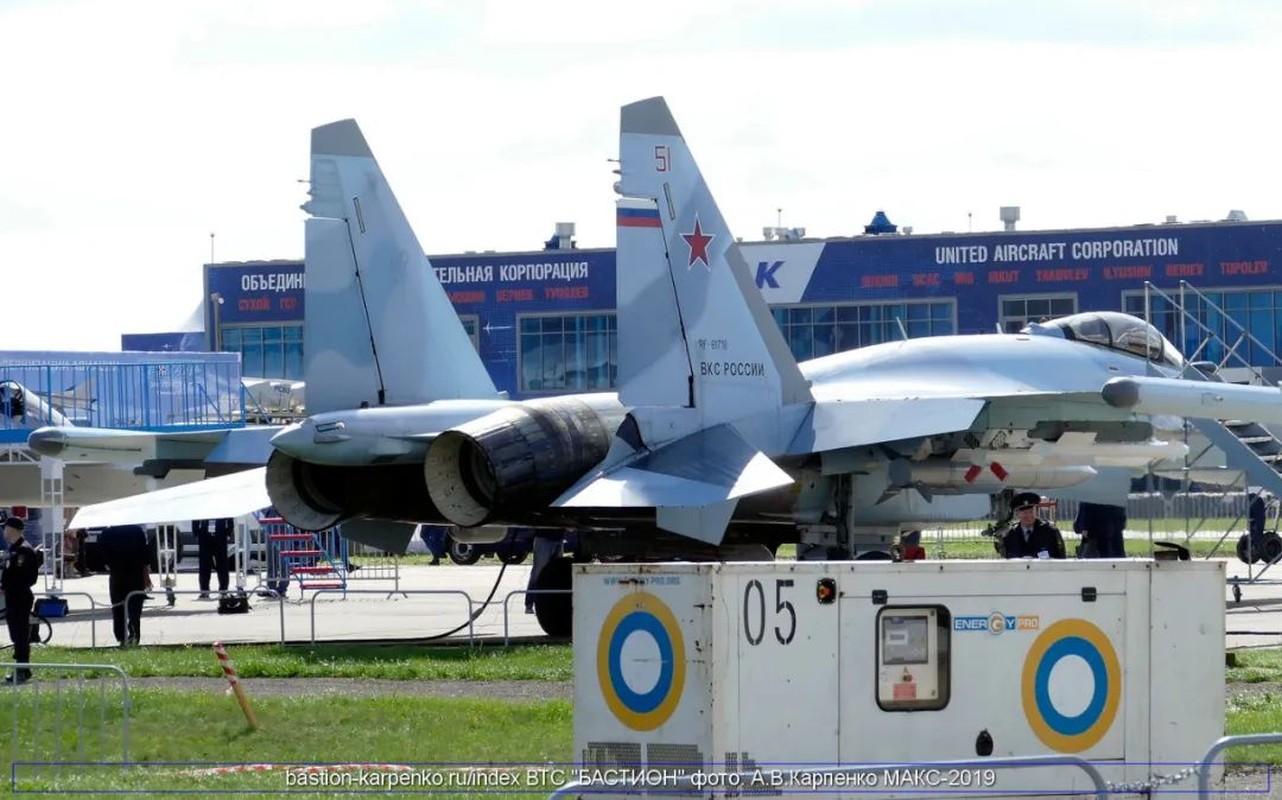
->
[682, 215, 714, 270]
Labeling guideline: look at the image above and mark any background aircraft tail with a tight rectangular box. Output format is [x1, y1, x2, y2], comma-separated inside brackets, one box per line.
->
[301, 120, 500, 415]
[616, 96, 811, 429]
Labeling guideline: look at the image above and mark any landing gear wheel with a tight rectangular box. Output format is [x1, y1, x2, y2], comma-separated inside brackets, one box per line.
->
[498, 548, 529, 565]
[165, 589, 176, 607]
[1233, 583, 1243, 604]
[533, 556, 573, 639]
[1237, 534, 1260, 565]
[447, 538, 482, 566]
[1262, 531, 1282, 565]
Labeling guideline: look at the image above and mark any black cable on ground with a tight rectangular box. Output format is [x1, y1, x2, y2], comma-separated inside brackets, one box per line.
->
[417, 562, 510, 642]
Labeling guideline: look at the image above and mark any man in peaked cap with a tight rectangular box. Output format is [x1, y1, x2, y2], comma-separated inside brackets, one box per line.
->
[1001, 492, 1066, 559]
[2, 517, 40, 683]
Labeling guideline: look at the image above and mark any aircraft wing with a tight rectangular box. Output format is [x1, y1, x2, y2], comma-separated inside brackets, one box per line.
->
[27, 425, 278, 467]
[69, 467, 270, 529]
[788, 396, 988, 454]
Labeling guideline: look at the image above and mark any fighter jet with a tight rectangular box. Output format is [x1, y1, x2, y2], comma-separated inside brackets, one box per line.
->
[71, 101, 1282, 639]
[279, 99, 1267, 578]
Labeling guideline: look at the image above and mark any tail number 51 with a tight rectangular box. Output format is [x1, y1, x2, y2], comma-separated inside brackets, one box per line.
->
[654, 145, 669, 172]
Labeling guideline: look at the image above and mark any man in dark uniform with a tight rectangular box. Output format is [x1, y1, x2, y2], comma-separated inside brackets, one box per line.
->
[1001, 492, 1067, 559]
[98, 525, 152, 646]
[2, 517, 39, 683]
[192, 518, 231, 598]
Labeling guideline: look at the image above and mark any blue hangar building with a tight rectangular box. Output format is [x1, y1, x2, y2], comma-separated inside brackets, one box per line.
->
[126, 214, 1282, 399]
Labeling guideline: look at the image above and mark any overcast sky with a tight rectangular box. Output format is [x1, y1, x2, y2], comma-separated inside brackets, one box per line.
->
[2, 0, 1280, 351]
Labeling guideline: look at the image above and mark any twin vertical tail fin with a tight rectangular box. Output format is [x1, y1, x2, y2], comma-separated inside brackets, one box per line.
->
[301, 120, 499, 415]
[553, 97, 807, 545]
[615, 96, 811, 432]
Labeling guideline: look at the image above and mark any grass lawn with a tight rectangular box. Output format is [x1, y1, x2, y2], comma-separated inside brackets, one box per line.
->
[1228, 648, 1282, 683]
[1, 645, 1278, 797]
[32, 641, 573, 681]
[5, 688, 571, 798]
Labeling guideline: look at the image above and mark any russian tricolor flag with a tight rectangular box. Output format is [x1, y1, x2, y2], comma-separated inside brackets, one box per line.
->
[617, 206, 661, 228]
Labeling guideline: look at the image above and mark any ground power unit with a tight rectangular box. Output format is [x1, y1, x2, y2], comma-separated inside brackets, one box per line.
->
[572, 559, 1225, 798]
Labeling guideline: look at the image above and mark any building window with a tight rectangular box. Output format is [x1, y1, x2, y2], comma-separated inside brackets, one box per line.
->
[220, 324, 304, 380]
[284, 325, 303, 380]
[519, 313, 617, 393]
[459, 315, 480, 352]
[1124, 287, 1282, 367]
[999, 294, 1077, 333]
[770, 301, 956, 360]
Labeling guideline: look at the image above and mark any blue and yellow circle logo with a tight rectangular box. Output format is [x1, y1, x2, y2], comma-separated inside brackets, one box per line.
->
[1021, 618, 1121, 753]
[596, 592, 686, 731]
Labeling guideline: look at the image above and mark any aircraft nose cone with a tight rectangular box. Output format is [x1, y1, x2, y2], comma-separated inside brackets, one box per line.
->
[1101, 377, 1140, 409]
[26, 427, 67, 457]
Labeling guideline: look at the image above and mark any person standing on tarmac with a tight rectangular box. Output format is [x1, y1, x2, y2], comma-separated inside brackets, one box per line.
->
[1, 517, 40, 687]
[2, 517, 39, 683]
[99, 525, 152, 647]
[1000, 492, 1067, 559]
[192, 518, 231, 599]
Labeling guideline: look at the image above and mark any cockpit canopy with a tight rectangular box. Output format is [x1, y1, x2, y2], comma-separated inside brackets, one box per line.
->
[1023, 311, 1185, 368]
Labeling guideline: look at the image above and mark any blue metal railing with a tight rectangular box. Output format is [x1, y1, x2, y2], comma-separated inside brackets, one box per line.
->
[0, 355, 246, 445]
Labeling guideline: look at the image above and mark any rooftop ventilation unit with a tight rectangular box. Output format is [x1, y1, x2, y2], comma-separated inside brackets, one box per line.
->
[999, 206, 1020, 232]
[544, 222, 577, 250]
[863, 210, 898, 235]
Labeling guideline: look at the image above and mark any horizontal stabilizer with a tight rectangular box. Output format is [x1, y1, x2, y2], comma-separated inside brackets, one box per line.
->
[555, 424, 793, 510]
[69, 467, 270, 529]
[791, 397, 986, 454]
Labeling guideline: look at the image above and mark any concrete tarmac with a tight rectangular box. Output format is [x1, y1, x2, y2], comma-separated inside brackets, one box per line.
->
[33, 559, 550, 649]
[24, 555, 1282, 650]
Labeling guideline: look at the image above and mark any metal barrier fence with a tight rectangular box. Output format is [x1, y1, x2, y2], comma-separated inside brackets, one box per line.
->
[547, 755, 1109, 799]
[503, 589, 572, 645]
[1198, 732, 1282, 796]
[33, 591, 101, 649]
[342, 541, 403, 591]
[123, 588, 287, 646]
[0, 661, 131, 790]
[308, 588, 476, 645]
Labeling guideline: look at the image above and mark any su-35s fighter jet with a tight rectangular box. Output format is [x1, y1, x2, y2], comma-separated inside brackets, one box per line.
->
[72, 101, 1282, 639]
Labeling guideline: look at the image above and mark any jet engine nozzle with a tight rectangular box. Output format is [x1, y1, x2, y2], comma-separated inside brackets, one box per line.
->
[265, 450, 443, 532]
[424, 397, 627, 528]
